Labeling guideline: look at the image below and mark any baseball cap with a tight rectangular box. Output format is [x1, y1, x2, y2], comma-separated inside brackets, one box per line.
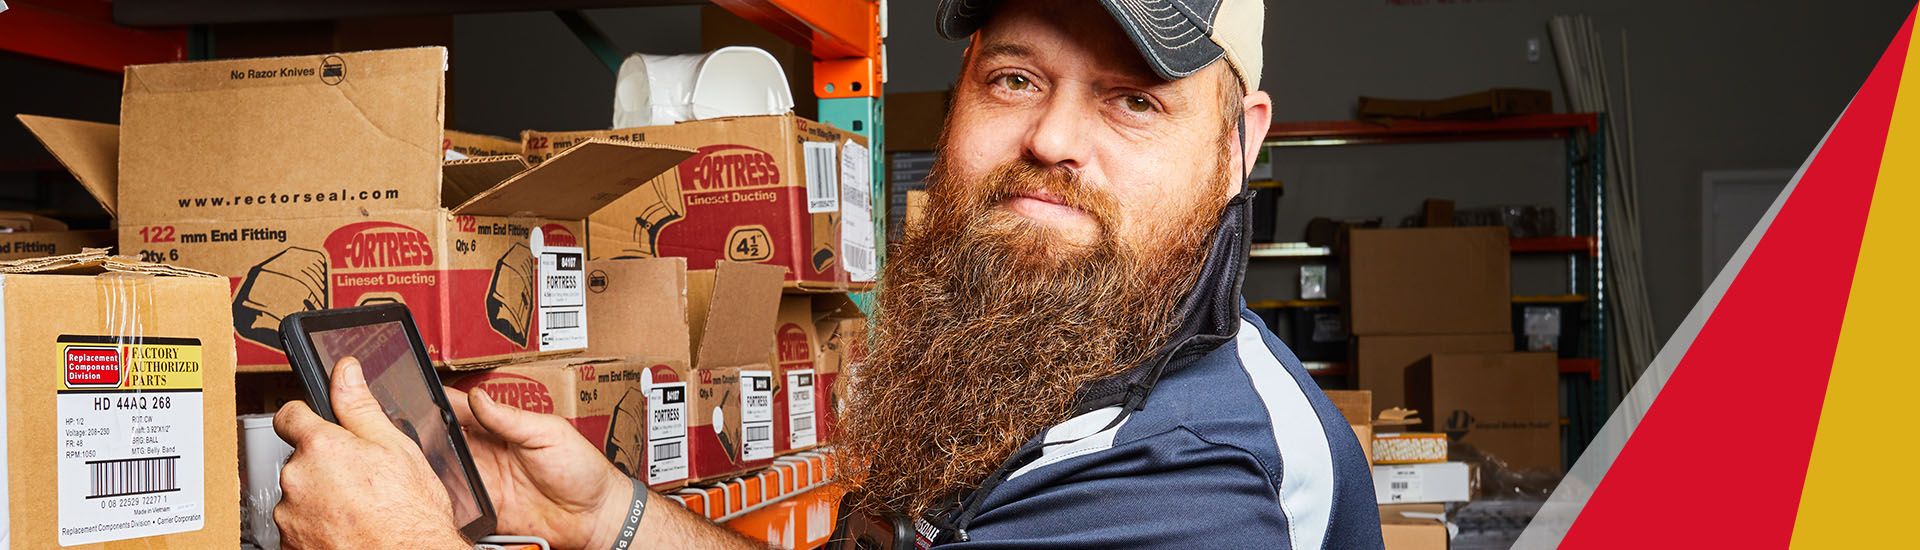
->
[935, 0, 1264, 89]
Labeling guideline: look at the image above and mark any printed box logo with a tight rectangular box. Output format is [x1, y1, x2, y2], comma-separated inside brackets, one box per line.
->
[777, 323, 810, 366]
[680, 145, 780, 191]
[64, 346, 123, 387]
[540, 224, 579, 248]
[233, 247, 330, 352]
[323, 221, 434, 269]
[466, 373, 554, 413]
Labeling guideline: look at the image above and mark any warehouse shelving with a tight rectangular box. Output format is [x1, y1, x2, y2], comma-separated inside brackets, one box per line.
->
[1260, 113, 1609, 469]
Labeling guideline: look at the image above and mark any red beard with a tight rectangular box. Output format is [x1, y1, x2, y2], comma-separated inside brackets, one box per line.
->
[836, 150, 1231, 516]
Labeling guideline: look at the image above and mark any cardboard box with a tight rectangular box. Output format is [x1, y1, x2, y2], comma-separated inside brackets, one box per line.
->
[1344, 227, 1510, 337]
[585, 257, 785, 483]
[19, 48, 695, 371]
[817, 316, 865, 443]
[1324, 390, 1375, 464]
[1373, 432, 1449, 465]
[1374, 462, 1475, 504]
[0, 212, 115, 261]
[1406, 352, 1559, 471]
[447, 357, 652, 478]
[1353, 333, 1513, 414]
[0, 250, 238, 547]
[884, 91, 951, 152]
[771, 294, 864, 455]
[443, 130, 522, 158]
[1380, 515, 1449, 550]
[1358, 88, 1553, 120]
[523, 114, 874, 292]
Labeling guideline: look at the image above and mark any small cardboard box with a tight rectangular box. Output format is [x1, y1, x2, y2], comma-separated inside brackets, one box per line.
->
[1380, 514, 1449, 550]
[585, 257, 785, 483]
[771, 293, 864, 455]
[1406, 352, 1559, 471]
[0, 212, 115, 261]
[447, 357, 652, 478]
[1353, 333, 1513, 414]
[1373, 462, 1475, 504]
[1373, 432, 1449, 465]
[523, 114, 875, 292]
[1344, 227, 1510, 337]
[19, 48, 695, 371]
[0, 250, 238, 547]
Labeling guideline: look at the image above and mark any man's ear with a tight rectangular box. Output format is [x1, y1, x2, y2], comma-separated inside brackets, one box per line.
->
[1239, 90, 1274, 180]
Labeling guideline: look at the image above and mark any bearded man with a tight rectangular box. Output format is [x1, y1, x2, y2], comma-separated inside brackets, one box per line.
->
[270, 1, 1382, 548]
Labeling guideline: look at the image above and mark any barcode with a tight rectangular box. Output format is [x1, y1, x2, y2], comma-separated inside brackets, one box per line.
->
[745, 424, 772, 443]
[545, 310, 580, 329]
[1391, 482, 1410, 490]
[792, 414, 813, 428]
[802, 142, 839, 212]
[845, 244, 874, 275]
[651, 441, 682, 461]
[87, 456, 180, 499]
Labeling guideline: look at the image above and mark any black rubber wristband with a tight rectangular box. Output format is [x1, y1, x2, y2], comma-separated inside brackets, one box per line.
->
[610, 477, 648, 550]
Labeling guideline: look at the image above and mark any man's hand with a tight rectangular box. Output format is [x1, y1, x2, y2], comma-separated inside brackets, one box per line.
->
[445, 386, 634, 550]
[273, 357, 469, 550]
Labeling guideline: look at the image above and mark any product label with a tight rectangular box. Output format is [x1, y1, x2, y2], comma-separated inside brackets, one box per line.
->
[740, 371, 774, 461]
[786, 369, 817, 449]
[1383, 468, 1423, 503]
[533, 225, 587, 351]
[643, 379, 689, 485]
[55, 336, 207, 546]
[839, 140, 876, 282]
[802, 141, 840, 213]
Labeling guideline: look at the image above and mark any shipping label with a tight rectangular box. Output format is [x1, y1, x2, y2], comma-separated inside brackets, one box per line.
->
[740, 371, 774, 461]
[642, 378, 689, 485]
[802, 141, 839, 213]
[533, 225, 587, 351]
[55, 336, 207, 546]
[786, 369, 817, 449]
[838, 140, 876, 282]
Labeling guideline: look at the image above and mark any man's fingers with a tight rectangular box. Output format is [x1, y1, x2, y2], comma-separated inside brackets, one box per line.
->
[446, 386, 479, 431]
[328, 357, 411, 450]
[469, 387, 564, 448]
[273, 400, 345, 447]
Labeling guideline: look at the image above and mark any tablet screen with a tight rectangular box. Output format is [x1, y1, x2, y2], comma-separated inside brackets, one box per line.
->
[307, 321, 485, 526]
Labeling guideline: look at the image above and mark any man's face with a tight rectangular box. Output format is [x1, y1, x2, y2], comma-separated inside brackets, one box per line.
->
[940, 0, 1243, 257]
[837, 1, 1261, 517]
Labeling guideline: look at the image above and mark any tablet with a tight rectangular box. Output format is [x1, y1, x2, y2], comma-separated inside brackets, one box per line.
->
[278, 303, 497, 541]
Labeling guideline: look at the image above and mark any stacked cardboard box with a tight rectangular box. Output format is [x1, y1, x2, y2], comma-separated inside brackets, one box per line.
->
[19, 48, 694, 371]
[1345, 227, 1515, 416]
[771, 294, 864, 456]
[447, 357, 655, 479]
[0, 250, 239, 547]
[1407, 352, 1559, 472]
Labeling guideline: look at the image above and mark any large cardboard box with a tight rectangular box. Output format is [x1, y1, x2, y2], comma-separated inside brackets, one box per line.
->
[522, 114, 874, 292]
[0, 212, 115, 261]
[447, 357, 652, 478]
[1353, 333, 1513, 414]
[1344, 227, 1510, 336]
[772, 294, 864, 455]
[585, 258, 785, 483]
[1324, 390, 1375, 464]
[19, 48, 694, 370]
[1406, 352, 1559, 471]
[0, 250, 238, 547]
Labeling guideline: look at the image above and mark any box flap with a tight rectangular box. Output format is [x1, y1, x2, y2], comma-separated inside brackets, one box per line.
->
[0, 248, 219, 277]
[0, 211, 71, 232]
[452, 139, 693, 219]
[688, 261, 785, 369]
[441, 155, 529, 209]
[585, 257, 692, 364]
[15, 115, 119, 217]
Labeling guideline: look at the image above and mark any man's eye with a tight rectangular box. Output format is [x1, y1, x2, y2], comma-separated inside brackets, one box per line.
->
[1123, 95, 1153, 113]
[1000, 74, 1032, 91]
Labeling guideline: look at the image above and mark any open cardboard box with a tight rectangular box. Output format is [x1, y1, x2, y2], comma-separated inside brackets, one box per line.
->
[585, 257, 785, 485]
[0, 210, 115, 261]
[447, 356, 653, 479]
[772, 292, 865, 455]
[18, 47, 694, 371]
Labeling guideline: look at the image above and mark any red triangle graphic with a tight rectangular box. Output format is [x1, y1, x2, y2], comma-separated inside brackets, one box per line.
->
[1558, 8, 1912, 549]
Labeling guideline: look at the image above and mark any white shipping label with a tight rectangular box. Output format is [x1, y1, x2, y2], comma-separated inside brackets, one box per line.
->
[643, 379, 689, 486]
[740, 371, 774, 461]
[533, 227, 588, 352]
[803, 142, 840, 213]
[786, 369, 817, 449]
[1385, 468, 1423, 502]
[838, 140, 876, 282]
[56, 336, 207, 546]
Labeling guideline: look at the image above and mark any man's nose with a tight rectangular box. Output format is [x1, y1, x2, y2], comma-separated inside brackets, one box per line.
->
[1022, 94, 1090, 172]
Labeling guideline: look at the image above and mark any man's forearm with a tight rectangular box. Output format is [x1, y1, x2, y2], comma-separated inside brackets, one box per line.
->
[581, 486, 769, 550]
